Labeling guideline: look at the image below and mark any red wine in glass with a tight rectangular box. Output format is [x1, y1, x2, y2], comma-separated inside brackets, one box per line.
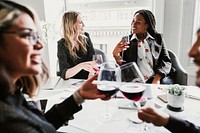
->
[98, 88, 119, 97]
[119, 84, 145, 125]
[97, 81, 119, 97]
[121, 87, 144, 101]
[119, 84, 145, 102]
[97, 62, 120, 120]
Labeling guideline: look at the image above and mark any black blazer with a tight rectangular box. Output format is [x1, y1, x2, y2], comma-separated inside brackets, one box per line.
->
[122, 33, 173, 78]
[0, 91, 81, 133]
[165, 115, 200, 133]
[57, 32, 95, 79]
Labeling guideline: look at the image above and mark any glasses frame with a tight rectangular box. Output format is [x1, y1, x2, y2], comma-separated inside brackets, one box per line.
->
[2, 28, 41, 45]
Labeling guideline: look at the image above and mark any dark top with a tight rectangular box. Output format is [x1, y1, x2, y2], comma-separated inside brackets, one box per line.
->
[122, 33, 173, 79]
[0, 91, 82, 133]
[57, 32, 95, 79]
[165, 116, 200, 133]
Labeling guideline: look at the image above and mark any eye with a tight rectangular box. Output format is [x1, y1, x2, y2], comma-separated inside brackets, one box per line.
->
[136, 21, 142, 25]
[18, 32, 32, 38]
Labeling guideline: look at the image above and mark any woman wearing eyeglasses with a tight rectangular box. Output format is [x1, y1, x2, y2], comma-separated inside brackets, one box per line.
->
[57, 11, 97, 80]
[113, 9, 175, 84]
[0, 1, 107, 132]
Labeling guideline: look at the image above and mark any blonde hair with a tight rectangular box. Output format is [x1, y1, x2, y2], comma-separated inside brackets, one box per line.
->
[61, 11, 87, 59]
[0, 1, 49, 98]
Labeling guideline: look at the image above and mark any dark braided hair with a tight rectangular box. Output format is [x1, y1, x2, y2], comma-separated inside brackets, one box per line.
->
[134, 9, 157, 38]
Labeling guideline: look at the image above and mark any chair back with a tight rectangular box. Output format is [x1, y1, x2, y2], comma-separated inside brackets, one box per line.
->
[56, 59, 61, 76]
[168, 49, 188, 85]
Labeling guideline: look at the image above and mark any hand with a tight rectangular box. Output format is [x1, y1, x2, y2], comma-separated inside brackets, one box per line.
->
[138, 107, 169, 126]
[80, 61, 96, 73]
[152, 74, 161, 84]
[112, 40, 128, 58]
[152, 79, 160, 84]
[78, 74, 109, 100]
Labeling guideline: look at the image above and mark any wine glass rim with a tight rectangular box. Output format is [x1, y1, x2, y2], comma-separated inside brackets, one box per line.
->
[119, 83, 145, 92]
[120, 62, 145, 83]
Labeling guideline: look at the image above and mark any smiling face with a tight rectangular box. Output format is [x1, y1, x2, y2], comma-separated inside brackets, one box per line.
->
[131, 13, 148, 35]
[0, 13, 43, 81]
[74, 14, 85, 35]
[188, 29, 200, 86]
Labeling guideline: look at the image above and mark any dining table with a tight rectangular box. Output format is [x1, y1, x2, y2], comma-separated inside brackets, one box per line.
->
[37, 77, 200, 133]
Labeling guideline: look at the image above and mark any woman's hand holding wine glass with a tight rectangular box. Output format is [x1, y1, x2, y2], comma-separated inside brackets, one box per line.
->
[113, 35, 130, 64]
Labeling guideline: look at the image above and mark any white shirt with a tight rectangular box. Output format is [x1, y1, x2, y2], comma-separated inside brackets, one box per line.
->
[131, 33, 155, 81]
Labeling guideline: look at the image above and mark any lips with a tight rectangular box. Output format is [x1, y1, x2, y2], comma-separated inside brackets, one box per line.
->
[193, 59, 200, 66]
[197, 68, 200, 74]
[31, 55, 42, 64]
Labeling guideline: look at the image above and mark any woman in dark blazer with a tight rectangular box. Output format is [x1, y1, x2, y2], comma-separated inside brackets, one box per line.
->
[113, 9, 174, 84]
[57, 11, 96, 80]
[0, 1, 106, 132]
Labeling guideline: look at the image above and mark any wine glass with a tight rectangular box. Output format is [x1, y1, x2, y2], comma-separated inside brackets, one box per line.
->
[119, 62, 145, 121]
[120, 62, 145, 83]
[119, 62, 149, 131]
[121, 35, 130, 63]
[120, 84, 150, 132]
[97, 62, 121, 121]
[92, 54, 103, 72]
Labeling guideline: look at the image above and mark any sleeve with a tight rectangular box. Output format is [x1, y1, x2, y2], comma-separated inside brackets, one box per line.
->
[164, 115, 200, 133]
[154, 34, 172, 77]
[44, 95, 82, 129]
[0, 121, 42, 133]
[57, 39, 70, 80]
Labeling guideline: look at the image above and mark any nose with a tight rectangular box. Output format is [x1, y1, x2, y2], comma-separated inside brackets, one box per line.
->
[188, 40, 200, 58]
[34, 40, 43, 50]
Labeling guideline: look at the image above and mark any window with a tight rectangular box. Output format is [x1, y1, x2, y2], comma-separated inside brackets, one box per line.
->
[65, 0, 154, 60]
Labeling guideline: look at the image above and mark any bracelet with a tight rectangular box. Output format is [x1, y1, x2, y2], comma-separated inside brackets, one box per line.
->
[73, 90, 85, 105]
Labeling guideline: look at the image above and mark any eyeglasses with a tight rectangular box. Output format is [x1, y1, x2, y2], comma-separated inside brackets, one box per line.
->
[3, 29, 41, 46]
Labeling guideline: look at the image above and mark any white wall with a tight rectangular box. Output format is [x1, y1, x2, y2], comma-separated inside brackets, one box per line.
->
[12, 0, 65, 76]
[10, 0, 51, 73]
[12, 0, 46, 20]
[163, 0, 197, 85]
[42, 0, 65, 76]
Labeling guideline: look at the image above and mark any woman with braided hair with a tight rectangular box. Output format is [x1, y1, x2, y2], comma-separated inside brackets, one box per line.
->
[113, 9, 174, 84]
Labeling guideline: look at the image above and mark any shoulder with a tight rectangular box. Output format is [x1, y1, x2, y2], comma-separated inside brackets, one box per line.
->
[0, 101, 17, 122]
[84, 32, 90, 37]
[154, 33, 163, 38]
[57, 38, 67, 48]
[154, 33, 163, 45]
[57, 38, 66, 45]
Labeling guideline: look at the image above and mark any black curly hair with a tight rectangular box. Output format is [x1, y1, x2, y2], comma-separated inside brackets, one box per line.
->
[134, 9, 157, 37]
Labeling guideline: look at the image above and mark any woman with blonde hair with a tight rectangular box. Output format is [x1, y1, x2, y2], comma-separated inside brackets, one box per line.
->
[0, 1, 107, 132]
[57, 11, 96, 79]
